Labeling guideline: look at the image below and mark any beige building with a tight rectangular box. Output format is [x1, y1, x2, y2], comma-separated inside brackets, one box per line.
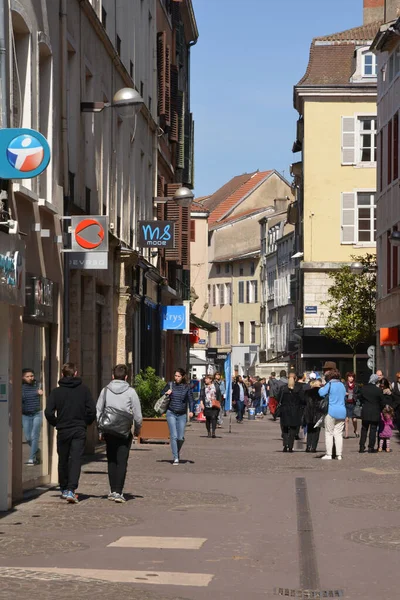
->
[292, 12, 380, 377]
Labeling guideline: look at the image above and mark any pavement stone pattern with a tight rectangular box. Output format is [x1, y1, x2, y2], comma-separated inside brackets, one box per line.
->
[345, 526, 400, 551]
[0, 536, 89, 558]
[330, 493, 400, 511]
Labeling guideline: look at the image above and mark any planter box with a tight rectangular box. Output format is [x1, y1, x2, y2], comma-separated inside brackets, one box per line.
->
[138, 417, 170, 444]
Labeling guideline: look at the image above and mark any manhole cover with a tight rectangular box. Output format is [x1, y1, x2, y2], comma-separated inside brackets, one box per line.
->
[346, 526, 400, 550]
[274, 589, 344, 598]
[330, 493, 400, 511]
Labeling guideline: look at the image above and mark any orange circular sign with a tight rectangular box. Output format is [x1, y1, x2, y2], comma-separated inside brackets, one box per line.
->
[74, 218, 105, 250]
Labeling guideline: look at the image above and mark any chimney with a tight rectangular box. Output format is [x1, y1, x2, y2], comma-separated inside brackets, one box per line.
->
[363, 0, 384, 24]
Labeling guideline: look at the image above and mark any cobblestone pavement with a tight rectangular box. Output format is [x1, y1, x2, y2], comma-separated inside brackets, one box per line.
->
[2, 416, 400, 599]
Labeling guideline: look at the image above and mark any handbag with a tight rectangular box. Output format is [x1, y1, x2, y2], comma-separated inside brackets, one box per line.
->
[212, 399, 221, 409]
[98, 388, 133, 438]
[154, 382, 173, 415]
[319, 383, 331, 415]
[274, 401, 282, 419]
[353, 401, 362, 419]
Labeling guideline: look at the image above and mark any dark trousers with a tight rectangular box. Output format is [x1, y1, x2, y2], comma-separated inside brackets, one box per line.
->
[282, 426, 297, 450]
[205, 408, 219, 434]
[306, 423, 320, 451]
[57, 428, 86, 491]
[105, 433, 132, 494]
[236, 400, 245, 422]
[360, 420, 379, 450]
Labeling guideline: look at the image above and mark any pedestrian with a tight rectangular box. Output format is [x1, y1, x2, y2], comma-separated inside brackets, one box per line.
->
[318, 368, 346, 461]
[344, 372, 360, 439]
[200, 374, 221, 438]
[163, 368, 194, 465]
[96, 364, 143, 503]
[261, 377, 268, 414]
[358, 374, 386, 454]
[270, 370, 288, 421]
[45, 363, 96, 503]
[253, 376, 263, 418]
[22, 368, 43, 466]
[378, 405, 395, 453]
[214, 372, 226, 427]
[279, 373, 306, 453]
[390, 371, 400, 429]
[232, 375, 247, 423]
[304, 379, 324, 452]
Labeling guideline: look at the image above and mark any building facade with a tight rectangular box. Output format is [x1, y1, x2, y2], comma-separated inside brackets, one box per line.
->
[292, 16, 380, 377]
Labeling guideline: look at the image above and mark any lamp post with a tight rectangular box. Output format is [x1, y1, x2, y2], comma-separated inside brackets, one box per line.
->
[81, 87, 144, 118]
[350, 259, 377, 367]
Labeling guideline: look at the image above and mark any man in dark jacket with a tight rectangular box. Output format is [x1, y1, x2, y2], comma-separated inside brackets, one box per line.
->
[45, 362, 96, 503]
[269, 370, 288, 420]
[359, 374, 386, 453]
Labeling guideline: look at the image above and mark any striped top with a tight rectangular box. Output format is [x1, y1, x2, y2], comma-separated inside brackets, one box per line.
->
[22, 383, 41, 414]
[163, 382, 194, 415]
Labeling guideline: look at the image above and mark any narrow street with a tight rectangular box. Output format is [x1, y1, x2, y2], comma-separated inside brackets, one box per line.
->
[0, 416, 399, 599]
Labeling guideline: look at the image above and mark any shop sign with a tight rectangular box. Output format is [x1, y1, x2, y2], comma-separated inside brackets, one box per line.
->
[161, 305, 188, 330]
[305, 306, 317, 314]
[380, 327, 399, 346]
[0, 233, 25, 306]
[68, 252, 108, 270]
[0, 128, 50, 179]
[24, 275, 55, 322]
[138, 221, 175, 248]
[71, 216, 108, 252]
[198, 339, 206, 345]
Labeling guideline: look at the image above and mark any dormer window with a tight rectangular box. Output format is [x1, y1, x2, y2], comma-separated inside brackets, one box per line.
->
[363, 52, 377, 77]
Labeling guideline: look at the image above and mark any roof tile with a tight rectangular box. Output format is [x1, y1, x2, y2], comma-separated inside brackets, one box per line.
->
[202, 172, 257, 213]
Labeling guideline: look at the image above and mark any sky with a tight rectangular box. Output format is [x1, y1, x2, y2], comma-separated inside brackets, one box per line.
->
[190, 0, 363, 197]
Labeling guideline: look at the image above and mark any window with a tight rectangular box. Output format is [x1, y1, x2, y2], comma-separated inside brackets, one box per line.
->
[341, 192, 376, 244]
[246, 280, 259, 303]
[216, 323, 221, 346]
[359, 117, 377, 162]
[148, 96, 152, 112]
[239, 264, 244, 276]
[190, 219, 195, 242]
[388, 118, 393, 185]
[101, 5, 107, 28]
[130, 60, 134, 79]
[238, 321, 244, 344]
[216, 264, 221, 274]
[218, 283, 224, 305]
[225, 263, 230, 274]
[224, 322, 231, 345]
[250, 321, 256, 344]
[212, 285, 216, 306]
[208, 285, 211, 305]
[85, 187, 91, 213]
[116, 35, 121, 56]
[225, 283, 232, 305]
[250, 262, 255, 276]
[363, 52, 377, 77]
[394, 113, 399, 181]
[140, 81, 144, 97]
[238, 281, 244, 303]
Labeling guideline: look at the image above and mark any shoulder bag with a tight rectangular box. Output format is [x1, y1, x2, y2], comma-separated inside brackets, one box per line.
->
[353, 399, 362, 419]
[319, 383, 331, 415]
[154, 382, 173, 415]
[98, 388, 134, 438]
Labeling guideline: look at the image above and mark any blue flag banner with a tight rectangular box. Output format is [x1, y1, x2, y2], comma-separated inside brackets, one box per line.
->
[224, 352, 232, 411]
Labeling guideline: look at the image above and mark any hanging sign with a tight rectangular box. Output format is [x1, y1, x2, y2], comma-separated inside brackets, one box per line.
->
[0, 128, 50, 179]
[71, 216, 108, 252]
[138, 221, 175, 248]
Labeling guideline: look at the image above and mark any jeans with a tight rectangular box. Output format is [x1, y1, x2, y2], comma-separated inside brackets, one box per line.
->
[306, 423, 320, 451]
[254, 397, 262, 415]
[22, 412, 42, 462]
[236, 400, 245, 422]
[166, 410, 187, 460]
[360, 420, 379, 451]
[324, 414, 345, 457]
[282, 426, 297, 450]
[57, 428, 86, 491]
[105, 433, 132, 494]
[217, 397, 225, 424]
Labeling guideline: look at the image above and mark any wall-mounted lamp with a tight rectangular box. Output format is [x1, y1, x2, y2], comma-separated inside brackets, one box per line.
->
[81, 88, 144, 120]
[390, 231, 400, 246]
[350, 261, 364, 275]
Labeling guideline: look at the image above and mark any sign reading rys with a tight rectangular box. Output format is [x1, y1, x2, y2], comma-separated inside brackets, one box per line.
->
[0, 128, 50, 178]
[138, 221, 175, 248]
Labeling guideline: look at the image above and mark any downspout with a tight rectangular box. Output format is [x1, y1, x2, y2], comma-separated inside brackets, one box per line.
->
[0, 0, 8, 129]
[60, 0, 70, 362]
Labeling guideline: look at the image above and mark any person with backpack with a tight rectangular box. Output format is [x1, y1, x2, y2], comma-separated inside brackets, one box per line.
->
[97, 364, 143, 503]
[45, 363, 96, 504]
[163, 368, 194, 465]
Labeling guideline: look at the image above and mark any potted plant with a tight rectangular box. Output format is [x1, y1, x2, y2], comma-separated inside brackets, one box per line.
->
[134, 367, 170, 443]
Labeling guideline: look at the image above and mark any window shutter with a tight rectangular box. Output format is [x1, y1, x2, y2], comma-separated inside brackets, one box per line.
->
[177, 91, 185, 169]
[238, 281, 244, 303]
[219, 283, 224, 305]
[165, 45, 171, 126]
[253, 280, 258, 303]
[342, 116, 356, 165]
[181, 205, 190, 268]
[225, 322, 231, 345]
[157, 32, 166, 117]
[341, 192, 356, 244]
[190, 219, 195, 242]
[169, 65, 179, 143]
[212, 285, 216, 306]
[216, 323, 221, 346]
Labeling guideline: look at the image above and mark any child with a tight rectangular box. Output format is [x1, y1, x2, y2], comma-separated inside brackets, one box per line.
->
[379, 405, 395, 452]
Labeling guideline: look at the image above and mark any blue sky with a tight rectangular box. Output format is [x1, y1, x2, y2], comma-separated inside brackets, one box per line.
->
[191, 0, 363, 197]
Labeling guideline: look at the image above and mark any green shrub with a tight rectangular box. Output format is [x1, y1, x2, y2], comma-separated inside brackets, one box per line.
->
[134, 367, 166, 418]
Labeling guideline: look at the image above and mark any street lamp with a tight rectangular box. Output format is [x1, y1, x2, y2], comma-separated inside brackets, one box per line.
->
[350, 261, 364, 274]
[173, 187, 194, 208]
[81, 87, 144, 119]
[389, 231, 400, 246]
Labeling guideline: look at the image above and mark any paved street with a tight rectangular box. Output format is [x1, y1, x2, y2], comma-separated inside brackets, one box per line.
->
[1, 416, 400, 599]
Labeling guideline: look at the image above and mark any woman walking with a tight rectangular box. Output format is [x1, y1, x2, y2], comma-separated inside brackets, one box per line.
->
[344, 372, 359, 439]
[319, 368, 346, 460]
[359, 374, 386, 453]
[232, 376, 248, 423]
[279, 373, 305, 452]
[200, 375, 221, 438]
[304, 379, 323, 452]
[164, 368, 194, 465]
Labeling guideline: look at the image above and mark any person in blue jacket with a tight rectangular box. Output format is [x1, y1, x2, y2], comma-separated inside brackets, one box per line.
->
[163, 368, 194, 465]
[319, 368, 346, 461]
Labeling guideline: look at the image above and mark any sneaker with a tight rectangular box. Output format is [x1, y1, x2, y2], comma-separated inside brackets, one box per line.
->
[173, 458, 179, 465]
[25, 459, 35, 466]
[114, 493, 126, 503]
[108, 492, 117, 501]
[321, 455, 332, 460]
[66, 490, 78, 504]
[60, 490, 68, 499]
[337, 456, 343, 461]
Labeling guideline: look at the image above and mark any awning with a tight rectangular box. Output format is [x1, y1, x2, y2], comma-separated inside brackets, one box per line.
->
[190, 314, 218, 333]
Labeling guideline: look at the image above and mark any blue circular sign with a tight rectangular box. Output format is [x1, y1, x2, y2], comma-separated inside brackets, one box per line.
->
[7, 134, 45, 172]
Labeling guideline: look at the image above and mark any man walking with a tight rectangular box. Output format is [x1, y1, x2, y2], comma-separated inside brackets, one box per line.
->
[45, 363, 96, 503]
[22, 368, 43, 466]
[214, 372, 226, 427]
[253, 376, 263, 418]
[97, 364, 142, 503]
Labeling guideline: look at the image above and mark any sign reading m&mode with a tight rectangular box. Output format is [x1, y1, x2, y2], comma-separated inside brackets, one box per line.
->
[138, 221, 175, 248]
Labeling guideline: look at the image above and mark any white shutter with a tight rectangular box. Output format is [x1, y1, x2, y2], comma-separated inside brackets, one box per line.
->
[342, 116, 356, 165]
[273, 280, 278, 307]
[341, 192, 356, 244]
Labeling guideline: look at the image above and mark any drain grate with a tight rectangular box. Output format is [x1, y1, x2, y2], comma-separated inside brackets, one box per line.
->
[274, 589, 344, 598]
